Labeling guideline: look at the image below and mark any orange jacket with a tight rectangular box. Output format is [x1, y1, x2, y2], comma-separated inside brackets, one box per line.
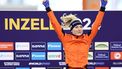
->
[47, 10, 105, 68]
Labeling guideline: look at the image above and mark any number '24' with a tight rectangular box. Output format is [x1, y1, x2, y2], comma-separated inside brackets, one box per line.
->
[83, 18, 101, 30]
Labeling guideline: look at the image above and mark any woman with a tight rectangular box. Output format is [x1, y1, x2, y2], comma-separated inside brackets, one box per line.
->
[42, 0, 107, 69]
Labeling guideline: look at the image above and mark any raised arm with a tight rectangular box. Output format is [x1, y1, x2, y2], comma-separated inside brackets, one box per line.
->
[43, 0, 65, 41]
[89, 0, 108, 40]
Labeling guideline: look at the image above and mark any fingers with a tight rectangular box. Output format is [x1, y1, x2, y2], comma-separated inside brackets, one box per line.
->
[43, 0, 46, 2]
[104, 0, 108, 2]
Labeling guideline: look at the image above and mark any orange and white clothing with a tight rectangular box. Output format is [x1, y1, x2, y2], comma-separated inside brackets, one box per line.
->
[46, 7, 105, 68]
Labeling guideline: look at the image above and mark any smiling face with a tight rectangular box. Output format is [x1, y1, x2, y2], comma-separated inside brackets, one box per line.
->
[71, 25, 83, 36]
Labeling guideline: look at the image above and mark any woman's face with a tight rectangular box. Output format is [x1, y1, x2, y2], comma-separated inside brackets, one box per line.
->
[71, 25, 83, 36]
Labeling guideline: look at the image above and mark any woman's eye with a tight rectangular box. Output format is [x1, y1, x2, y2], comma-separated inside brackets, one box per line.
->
[75, 26, 78, 28]
[80, 26, 82, 28]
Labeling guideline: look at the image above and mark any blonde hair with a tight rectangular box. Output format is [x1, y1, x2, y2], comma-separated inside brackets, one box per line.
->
[60, 13, 80, 28]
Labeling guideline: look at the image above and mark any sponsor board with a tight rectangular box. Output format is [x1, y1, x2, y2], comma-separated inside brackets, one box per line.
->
[111, 67, 122, 69]
[0, 42, 14, 50]
[88, 62, 105, 65]
[31, 42, 46, 51]
[16, 67, 30, 69]
[15, 52, 30, 60]
[112, 62, 122, 66]
[87, 67, 94, 69]
[63, 67, 66, 69]
[29, 62, 50, 66]
[95, 51, 109, 60]
[0, 52, 14, 60]
[47, 52, 62, 60]
[31, 67, 46, 69]
[15, 42, 30, 50]
[31, 52, 46, 60]
[95, 67, 109, 69]
[4, 62, 20, 66]
[47, 42, 62, 50]
[47, 67, 62, 69]
[95, 42, 109, 50]
[110, 42, 122, 50]
[111, 52, 122, 60]
[59, 62, 66, 66]
[0, 67, 14, 69]
[88, 52, 93, 60]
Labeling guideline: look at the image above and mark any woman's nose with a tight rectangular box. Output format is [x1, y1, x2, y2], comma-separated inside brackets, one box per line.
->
[78, 28, 82, 31]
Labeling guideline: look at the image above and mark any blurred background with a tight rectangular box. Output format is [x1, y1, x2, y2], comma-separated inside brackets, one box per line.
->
[0, 0, 122, 11]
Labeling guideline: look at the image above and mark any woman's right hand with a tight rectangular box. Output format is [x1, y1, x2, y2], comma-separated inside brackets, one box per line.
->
[101, 0, 108, 7]
[42, 0, 50, 8]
